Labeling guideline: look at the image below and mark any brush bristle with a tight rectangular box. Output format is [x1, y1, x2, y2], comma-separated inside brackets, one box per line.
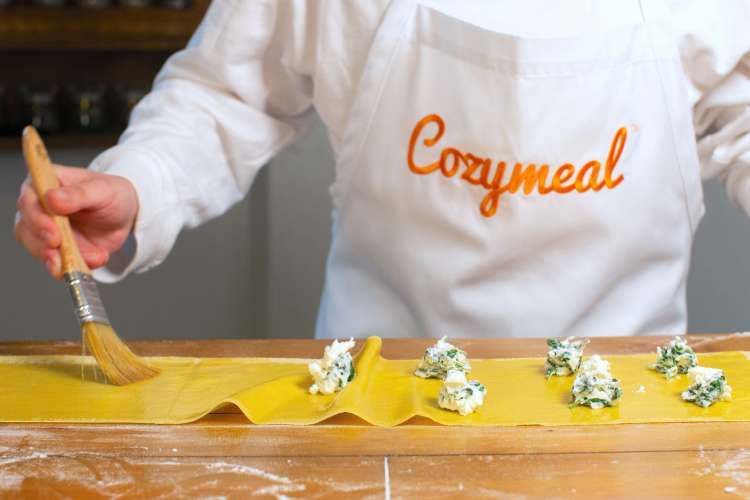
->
[82, 323, 159, 385]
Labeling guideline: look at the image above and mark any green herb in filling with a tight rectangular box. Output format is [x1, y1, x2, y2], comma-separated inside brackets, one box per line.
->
[309, 338, 356, 395]
[681, 366, 732, 407]
[545, 337, 589, 379]
[438, 370, 487, 416]
[650, 336, 697, 379]
[415, 337, 471, 380]
[570, 355, 622, 409]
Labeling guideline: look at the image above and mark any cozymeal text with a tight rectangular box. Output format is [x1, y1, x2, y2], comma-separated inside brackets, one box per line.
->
[407, 114, 627, 217]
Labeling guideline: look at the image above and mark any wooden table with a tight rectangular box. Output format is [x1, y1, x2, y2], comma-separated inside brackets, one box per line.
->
[1, 333, 749, 498]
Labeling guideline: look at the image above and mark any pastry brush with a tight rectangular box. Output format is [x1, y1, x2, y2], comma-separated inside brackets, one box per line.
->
[22, 126, 159, 385]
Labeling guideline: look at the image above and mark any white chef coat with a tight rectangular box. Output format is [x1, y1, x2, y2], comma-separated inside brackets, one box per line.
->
[91, 0, 750, 338]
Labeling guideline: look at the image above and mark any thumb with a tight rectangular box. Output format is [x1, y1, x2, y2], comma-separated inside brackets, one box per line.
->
[45, 178, 111, 216]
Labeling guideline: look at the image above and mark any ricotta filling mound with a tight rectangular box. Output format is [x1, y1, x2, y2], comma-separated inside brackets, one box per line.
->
[308, 338, 356, 395]
[570, 355, 623, 409]
[681, 366, 732, 407]
[415, 336, 471, 380]
[650, 336, 698, 379]
[438, 370, 487, 416]
[545, 336, 589, 378]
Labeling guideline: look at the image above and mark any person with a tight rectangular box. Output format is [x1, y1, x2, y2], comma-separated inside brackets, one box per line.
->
[13, 1, 750, 339]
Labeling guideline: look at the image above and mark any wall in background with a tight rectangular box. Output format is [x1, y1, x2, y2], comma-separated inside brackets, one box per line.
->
[0, 115, 748, 342]
[687, 180, 750, 333]
[267, 120, 335, 339]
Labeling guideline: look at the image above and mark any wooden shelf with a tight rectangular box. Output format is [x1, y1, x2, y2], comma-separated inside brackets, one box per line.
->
[0, 50, 170, 84]
[0, 132, 119, 150]
[0, 3, 210, 150]
[0, 1, 209, 51]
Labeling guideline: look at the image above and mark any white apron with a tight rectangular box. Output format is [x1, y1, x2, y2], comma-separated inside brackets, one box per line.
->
[316, 0, 704, 339]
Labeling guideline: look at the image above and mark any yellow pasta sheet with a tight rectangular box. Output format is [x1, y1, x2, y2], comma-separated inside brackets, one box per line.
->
[1, 337, 749, 426]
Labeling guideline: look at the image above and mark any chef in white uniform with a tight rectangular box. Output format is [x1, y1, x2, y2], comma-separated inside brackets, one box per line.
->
[14, 1, 750, 339]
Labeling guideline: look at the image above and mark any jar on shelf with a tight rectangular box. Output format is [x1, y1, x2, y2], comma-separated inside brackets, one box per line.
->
[64, 83, 110, 132]
[74, 0, 112, 7]
[19, 84, 61, 135]
[111, 85, 148, 130]
[160, 0, 192, 9]
[118, 0, 151, 6]
[31, 0, 68, 6]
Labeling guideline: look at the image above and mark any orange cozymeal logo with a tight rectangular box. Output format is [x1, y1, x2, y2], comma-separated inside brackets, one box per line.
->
[407, 114, 627, 217]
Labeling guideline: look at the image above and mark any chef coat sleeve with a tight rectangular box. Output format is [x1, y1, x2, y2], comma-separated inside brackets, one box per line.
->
[673, 0, 750, 219]
[89, 0, 318, 282]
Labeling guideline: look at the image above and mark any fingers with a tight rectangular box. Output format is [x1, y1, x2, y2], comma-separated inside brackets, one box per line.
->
[14, 216, 62, 279]
[46, 176, 112, 216]
[53, 164, 99, 186]
[15, 211, 109, 280]
[16, 180, 61, 247]
[44, 245, 109, 280]
[42, 247, 109, 280]
[15, 218, 110, 277]
[15, 178, 61, 279]
[42, 249, 62, 280]
[73, 232, 110, 270]
[15, 165, 91, 241]
[15, 164, 115, 278]
[14, 215, 51, 261]
[24, 164, 108, 217]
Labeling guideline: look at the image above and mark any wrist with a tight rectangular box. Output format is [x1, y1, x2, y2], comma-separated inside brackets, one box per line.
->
[115, 175, 140, 235]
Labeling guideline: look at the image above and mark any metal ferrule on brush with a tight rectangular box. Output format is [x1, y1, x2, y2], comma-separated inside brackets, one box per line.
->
[63, 271, 111, 326]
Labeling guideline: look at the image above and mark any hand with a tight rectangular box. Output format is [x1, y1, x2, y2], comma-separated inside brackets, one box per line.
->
[14, 165, 139, 279]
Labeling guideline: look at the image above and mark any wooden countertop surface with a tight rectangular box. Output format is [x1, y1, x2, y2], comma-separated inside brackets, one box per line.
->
[1, 333, 749, 498]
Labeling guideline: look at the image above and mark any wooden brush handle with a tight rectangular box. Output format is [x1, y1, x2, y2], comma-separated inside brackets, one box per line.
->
[22, 126, 90, 275]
